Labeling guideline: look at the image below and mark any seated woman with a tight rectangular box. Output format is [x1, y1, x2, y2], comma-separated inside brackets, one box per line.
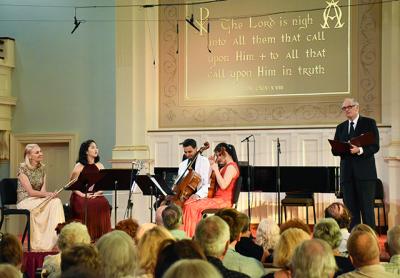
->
[16, 144, 65, 251]
[69, 139, 111, 241]
[183, 142, 240, 237]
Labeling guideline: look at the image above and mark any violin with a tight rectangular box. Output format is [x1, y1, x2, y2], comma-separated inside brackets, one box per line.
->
[207, 145, 226, 198]
[170, 142, 210, 207]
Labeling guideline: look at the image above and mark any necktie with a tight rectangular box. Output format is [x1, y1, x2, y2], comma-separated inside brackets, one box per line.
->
[349, 121, 355, 139]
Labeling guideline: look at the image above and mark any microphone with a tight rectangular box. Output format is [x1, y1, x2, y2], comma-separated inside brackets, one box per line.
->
[71, 16, 81, 34]
[241, 135, 254, 142]
[277, 138, 281, 154]
[185, 14, 200, 32]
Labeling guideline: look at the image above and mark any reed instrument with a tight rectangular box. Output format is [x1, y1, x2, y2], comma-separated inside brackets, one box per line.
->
[31, 178, 77, 215]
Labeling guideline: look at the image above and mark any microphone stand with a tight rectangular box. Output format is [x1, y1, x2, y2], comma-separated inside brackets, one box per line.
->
[125, 162, 141, 219]
[276, 138, 282, 225]
[241, 135, 253, 220]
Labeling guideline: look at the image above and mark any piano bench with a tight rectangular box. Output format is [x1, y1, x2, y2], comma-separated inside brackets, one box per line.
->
[281, 196, 316, 225]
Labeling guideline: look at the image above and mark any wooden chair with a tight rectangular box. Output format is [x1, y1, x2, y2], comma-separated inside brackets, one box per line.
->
[374, 178, 387, 234]
[281, 192, 316, 225]
[202, 176, 243, 217]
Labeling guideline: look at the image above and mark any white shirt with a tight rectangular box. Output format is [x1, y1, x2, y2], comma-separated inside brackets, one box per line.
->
[178, 155, 210, 198]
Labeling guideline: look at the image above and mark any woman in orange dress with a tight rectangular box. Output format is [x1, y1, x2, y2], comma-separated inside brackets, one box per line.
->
[183, 142, 240, 237]
[69, 139, 111, 241]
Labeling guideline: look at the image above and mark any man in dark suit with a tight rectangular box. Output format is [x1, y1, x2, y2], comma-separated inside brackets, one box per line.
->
[332, 98, 380, 230]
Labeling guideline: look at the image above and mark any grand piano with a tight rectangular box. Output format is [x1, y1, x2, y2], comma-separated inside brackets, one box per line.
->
[154, 166, 340, 195]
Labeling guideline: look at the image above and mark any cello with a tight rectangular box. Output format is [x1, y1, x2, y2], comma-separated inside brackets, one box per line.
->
[169, 142, 210, 207]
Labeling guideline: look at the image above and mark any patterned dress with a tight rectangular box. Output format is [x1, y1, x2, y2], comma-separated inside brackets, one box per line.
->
[183, 162, 239, 237]
[17, 164, 65, 251]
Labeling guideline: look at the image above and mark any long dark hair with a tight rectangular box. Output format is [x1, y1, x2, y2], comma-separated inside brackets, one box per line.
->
[214, 142, 239, 164]
[77, 139, 100, 165]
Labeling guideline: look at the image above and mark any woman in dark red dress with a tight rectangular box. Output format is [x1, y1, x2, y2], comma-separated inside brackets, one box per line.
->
[69, 139, 111, 241]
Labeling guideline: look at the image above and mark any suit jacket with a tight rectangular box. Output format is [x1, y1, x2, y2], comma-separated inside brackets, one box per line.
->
[332, 115, 379, 183]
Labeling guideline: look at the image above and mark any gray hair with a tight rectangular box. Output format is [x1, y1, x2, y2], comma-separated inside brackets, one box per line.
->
[255, 218, 280, 251]
[387, 225, 400, 255]
[313, 218, 342, 250]
[342, 98, 359, 107]
[57, 222, 91, 251]
[291, 239, 337, 278]
[96, 230, 138, 277]
[163, 259, 222, 278]
[194, 216, 230, 258]
[162, 204, 182, 230]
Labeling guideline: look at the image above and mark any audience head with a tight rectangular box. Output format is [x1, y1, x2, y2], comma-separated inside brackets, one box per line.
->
[162, 204, 183, 230]
[115, 218, 139, 243]
[60, 266, 99, 278]
[324, 202, 351, 229]
[280, 218, 311, 235]
[137, 226, 174, 274]
[313, 218, 342, 251]
[155, 205, 167, 226]
[77, 139, 100, 164]
[154, 239, 206, 278]
[136, 222, 157, 239]
[387, 225, 400, 256]
[0, 232, 23, 268]
[57, 222, 91, 251]
[273, 228, 311, 268]
[214, 142, 239, 164]
[163, 259, 222, 278]
[60, 244, 101, 274]
[22, 143, 43, 169]
[194, 215, 230, 258]
[291, 239, 337, 278]
[351, 224, 378, 242]
[215, 208, 243, 243]
[255, 218, 280, 251]
[347, 230, 380, 268]
[96, 230, 138, 278]
[238, 212, 250, 234]
[0, 264, 21, 278]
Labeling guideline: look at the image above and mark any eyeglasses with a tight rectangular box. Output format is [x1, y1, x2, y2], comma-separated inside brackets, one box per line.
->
[341, 105, 356, 111]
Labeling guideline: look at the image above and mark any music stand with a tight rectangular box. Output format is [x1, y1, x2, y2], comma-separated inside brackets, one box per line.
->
[135, 174, 174, 222]
[94, 169, 133, 226]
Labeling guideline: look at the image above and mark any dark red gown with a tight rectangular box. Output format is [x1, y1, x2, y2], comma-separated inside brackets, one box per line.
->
[70, 163, 111, 241]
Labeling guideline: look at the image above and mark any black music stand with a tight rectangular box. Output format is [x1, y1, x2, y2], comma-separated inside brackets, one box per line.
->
[135, 175, 173, 222]
[95, 169, 133, 226]
[68, 173, 100, 226]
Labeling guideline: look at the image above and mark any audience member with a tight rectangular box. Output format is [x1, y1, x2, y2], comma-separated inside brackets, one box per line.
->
[325, 202, 352, 254]
[60, 266, 98, 278]
[60, 244, 101, 275]
[42, 222, 91, 278]
[215, 208, 265, 278]
[264, 228, 310, 278]
[154, 239, 206, 278]
[235, 213, 265, 262]
[351, 224, 378, 242]
[115, 218, 140, 244]
[0, 232, 24, 277]
[163, 259, 223, 278]
[279, 218, 311, 235]
[255, 218, 280, 263]
[136, 223, 157, 240]
[291, 239, 337, 278]
[137, 226, 174, 278]
[96, 230, 138, 278]
[194, 215, 250, 278]
[384, 225, 400, 274]
[162, 204, 188, 239]
[338, 230, 396, 277]
[155, 205, 167, 226]
[0, 264, 21, 278]
[313, 218, 354, 277]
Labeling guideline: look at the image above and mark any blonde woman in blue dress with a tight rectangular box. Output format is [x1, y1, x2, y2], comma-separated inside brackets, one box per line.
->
[16, 144, 65, 251]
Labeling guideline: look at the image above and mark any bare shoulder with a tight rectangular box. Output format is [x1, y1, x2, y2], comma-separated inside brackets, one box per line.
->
[96, 162, 105, 170]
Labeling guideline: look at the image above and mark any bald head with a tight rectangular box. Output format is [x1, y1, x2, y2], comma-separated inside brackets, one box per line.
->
[347, 231, 380, 267]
